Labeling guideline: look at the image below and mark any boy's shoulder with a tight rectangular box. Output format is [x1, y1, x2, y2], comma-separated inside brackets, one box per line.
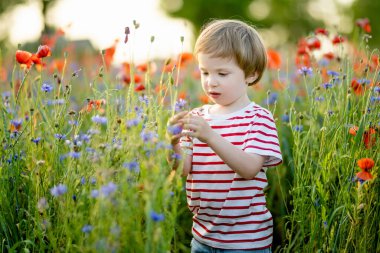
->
[243, 103, 273, 118]
[189, 105, 210, 117]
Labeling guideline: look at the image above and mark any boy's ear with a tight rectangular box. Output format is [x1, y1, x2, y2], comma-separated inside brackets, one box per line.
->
[245, 73, 258, 84]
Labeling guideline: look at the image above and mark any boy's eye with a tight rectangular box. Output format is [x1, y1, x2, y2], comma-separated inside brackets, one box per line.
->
[219, 73, 228, 76]
[201, 72, 209, 76]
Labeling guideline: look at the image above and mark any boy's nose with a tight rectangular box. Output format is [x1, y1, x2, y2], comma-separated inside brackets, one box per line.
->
[207, 76, 218, 87]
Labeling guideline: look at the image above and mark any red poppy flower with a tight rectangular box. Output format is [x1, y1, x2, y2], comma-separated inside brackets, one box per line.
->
[349, 126, 359, 136]
[123, 74, 142, 85]
[363, 128, 377, 149]
[355, 18, 371, 33]
[178, 52, 193, 67]
[36, 45, 51, 58]
[199, 94, 209, 104]
[104, 39, 118, 69]
[267, 49, 281, 70]
[356, 158, 374, 181]
[323, 52, 335, 60]
[15, 50, 33, 67]
[351, 79, 363, 95]
[307, 37, 321, 51]
[134, 83, 145, 92]
[314, 28, 329, 36]
[332, 35, 345, 45]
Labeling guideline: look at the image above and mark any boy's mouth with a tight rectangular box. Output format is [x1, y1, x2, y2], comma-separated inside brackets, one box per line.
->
[209, 92, 221, 98]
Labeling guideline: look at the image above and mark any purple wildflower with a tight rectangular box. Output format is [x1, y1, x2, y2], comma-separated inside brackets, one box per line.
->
[322, 83, 333, 89]
[126, 118, 140, 128]
[101, 182, 117, 197]
[41, 83, 53, 92]
[91, 189, 99, 198]
[123, 161, 140, 173]
[92, 115, 107, 125]
[50, 184, 67, 197]
[167, 125, 182, 135]
[150, 211, 165, 222]
[82, 225, 93, 233]
[293, 125, 304, 132]
[298, 66, 313, 76]
[31, 137, 42, 144]
[174, 99, 187, 112]
[140, 130, 157, 143]
[281, 114, 290, 123]
[55, 133, 65, 140]
[327, 70, 339, 77]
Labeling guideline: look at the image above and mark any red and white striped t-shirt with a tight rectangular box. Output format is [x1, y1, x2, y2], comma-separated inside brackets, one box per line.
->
[181, 102, 282, 250]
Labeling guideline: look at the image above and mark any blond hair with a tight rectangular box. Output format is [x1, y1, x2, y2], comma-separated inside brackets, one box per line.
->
[194, 19, 267, 86]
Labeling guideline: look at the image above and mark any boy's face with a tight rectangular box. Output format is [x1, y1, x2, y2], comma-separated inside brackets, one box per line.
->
[198, 53, 254, 112]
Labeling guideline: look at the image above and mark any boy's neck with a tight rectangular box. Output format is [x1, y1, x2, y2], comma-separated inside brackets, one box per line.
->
[209, 99, 251, 115]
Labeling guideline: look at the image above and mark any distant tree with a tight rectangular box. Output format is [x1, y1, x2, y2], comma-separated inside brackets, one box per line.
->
[160, 0, 380, 48]
[160, 0, 323, 43]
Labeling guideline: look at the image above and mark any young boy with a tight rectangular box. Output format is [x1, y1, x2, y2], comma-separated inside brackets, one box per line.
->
[167, 19, 283, 252]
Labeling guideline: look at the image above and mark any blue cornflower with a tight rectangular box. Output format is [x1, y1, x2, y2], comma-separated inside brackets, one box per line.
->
[171, 153, 182, 160]
[41, 83, 53, 93]
[50, 184, 67, 197]
[68, 120, 78, 125]
[315, 96, 325, 101]
[91, 189, 99, 198]
[281, 114, 290, 123]
[150, 211, 165, 222]
[370, 96, 380, 102]
[327, 70, 339, 77]
[293, 125, 304, 132]
[167, 125, 182, 135]
[46, 99, 65, 105]
[68, 152, 81, 159]
[374, 86, 380, 93]
[139, 95, 149, 105]
[80, 176, 86, 185]
[126, 118, 140, 128]
[357, 78, 370, 85]
[123, 161, 140, 173]
[31, 137, 41, 144]
[90, 177, 97, 185]
[175, 99, 187, 112]
[298, 66, 313, 76]
[322, 83, 333, 89]
[101, 182, 117, 197]
[92, 115, 107, 125]
[264, 92, 278, 105]
[323, 221, 328, 229]
[140, 130, 157, 143]
[2, 91, 11, 98]
[54, 133, 66, 140]
[82, 225, 93, 233]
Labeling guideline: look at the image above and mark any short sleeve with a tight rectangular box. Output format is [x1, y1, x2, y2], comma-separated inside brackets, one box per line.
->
[243, 111, 282, 167]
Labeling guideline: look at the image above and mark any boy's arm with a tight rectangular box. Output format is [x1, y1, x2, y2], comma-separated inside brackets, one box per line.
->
[181, 115, 265, 180]
[206, 131, 265, 179]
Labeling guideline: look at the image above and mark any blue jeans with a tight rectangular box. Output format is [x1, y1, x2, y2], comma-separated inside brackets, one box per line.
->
[191, 238, 272, 253]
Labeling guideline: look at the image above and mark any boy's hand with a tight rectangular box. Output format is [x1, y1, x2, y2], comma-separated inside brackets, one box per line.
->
[166, 111, 188, 145]
[180, 115, 214, 143]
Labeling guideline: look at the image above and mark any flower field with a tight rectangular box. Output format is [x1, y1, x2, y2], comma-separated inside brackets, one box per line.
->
[0, 19, 379, 252]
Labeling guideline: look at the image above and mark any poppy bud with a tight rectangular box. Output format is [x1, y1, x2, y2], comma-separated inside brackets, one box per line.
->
[36, 45, 51, 58]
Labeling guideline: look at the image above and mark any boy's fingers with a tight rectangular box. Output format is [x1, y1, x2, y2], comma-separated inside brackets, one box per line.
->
[168, 111, 189, 125]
